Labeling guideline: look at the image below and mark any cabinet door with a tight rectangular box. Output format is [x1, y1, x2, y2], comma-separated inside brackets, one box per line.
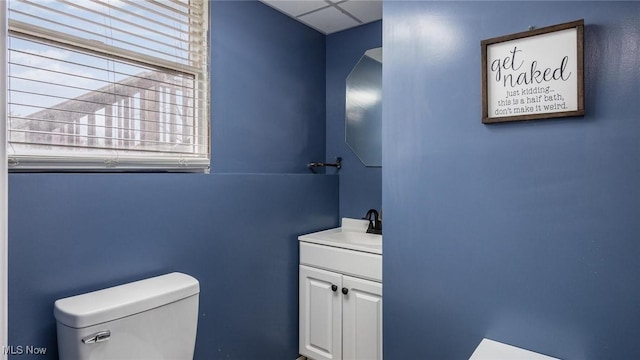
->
[342, 275, 383, 360]
[299, 265, 343, 360]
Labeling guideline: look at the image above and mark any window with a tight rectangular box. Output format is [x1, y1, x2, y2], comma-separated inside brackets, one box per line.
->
[7, 0, 209, 172]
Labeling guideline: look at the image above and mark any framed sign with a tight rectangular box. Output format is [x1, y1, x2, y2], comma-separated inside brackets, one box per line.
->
[482, 20, 584, 124]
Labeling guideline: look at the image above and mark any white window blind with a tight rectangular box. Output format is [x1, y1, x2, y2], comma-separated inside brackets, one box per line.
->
[7, 0, 209, 172]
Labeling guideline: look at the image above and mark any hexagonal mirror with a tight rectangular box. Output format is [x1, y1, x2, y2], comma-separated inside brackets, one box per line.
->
[345, 47, 382, 167]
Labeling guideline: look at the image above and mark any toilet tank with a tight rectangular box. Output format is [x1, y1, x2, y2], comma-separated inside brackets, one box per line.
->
[469, 338, 561, 360]
[54, 272, 199, 360]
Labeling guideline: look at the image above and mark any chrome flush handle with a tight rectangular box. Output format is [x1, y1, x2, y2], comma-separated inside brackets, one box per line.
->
[82, 330, 111, 344]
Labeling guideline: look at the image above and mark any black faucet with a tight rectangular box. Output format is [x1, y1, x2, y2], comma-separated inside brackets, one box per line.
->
[363, 209, 382, 235]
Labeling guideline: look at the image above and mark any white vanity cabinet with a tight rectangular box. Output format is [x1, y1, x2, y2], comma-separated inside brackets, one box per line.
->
[341, 275, 382, 360]
[298, 229, 382, 360]
[299, 265, 343, 360]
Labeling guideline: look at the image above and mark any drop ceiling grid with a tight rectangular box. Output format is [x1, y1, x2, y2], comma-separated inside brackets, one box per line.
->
[260, 0, 382, 34]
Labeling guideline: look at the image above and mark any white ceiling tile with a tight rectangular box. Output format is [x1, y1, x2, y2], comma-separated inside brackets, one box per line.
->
[259, 0, 382, 34]
[298, 6, 360, 34]
[261, 0, 330, 17]
[338, 0, 382, 24]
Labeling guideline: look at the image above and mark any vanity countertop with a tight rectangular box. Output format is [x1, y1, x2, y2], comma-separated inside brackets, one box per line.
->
[298, 218, 382, 255]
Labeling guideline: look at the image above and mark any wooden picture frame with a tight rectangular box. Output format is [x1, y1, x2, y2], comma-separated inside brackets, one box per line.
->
[481, 20, 584, 124]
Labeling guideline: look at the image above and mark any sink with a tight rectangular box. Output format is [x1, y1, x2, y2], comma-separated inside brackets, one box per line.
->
[326, 231, 381, 244]
[298, 218, 382, 254]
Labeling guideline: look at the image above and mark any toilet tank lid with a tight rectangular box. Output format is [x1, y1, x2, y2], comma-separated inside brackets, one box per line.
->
[469, 338, 561, 360]
[54, 272, 200, 329]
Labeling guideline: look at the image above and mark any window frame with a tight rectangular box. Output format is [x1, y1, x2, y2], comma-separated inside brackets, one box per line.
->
[6, 0, 210, 173]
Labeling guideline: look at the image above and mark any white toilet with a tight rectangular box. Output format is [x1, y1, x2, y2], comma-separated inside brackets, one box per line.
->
[469, 338, 561, 360]
[54, 272, 200, 360]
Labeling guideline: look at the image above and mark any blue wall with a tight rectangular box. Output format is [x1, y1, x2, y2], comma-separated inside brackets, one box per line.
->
[326, 21, 382, 219]
[383, 2, 640, 359]
[211, 1, 326, 173]
[9, 2, 337, 359]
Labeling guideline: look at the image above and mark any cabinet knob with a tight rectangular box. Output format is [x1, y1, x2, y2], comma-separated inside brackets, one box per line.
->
[342, 287, 349, 295]
[331, 285, 338, 292]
